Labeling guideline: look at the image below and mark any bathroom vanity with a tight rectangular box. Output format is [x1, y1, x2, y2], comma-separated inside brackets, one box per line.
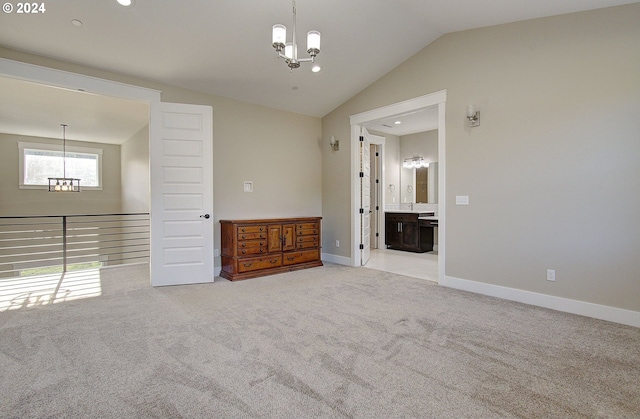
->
[385, 211, 437, 252]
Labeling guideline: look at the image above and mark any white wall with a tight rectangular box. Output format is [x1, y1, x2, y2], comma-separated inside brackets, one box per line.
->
[120, 125, 150, 214]
[322, 4, 640, 313]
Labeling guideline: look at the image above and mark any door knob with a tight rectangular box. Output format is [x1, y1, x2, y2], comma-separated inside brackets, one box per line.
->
[200, 214, 210, 219]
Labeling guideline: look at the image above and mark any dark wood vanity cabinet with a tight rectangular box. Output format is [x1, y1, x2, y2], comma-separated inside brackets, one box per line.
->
[385, 212, 435, 252]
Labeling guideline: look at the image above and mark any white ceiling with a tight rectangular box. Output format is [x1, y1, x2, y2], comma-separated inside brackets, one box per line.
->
[0, 0, 637, 141]
[0, 76, 148, 144]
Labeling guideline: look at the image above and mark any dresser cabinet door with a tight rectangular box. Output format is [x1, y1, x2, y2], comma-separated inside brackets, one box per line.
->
[268, 225, 282, 253]
[282, 224, 296, 251]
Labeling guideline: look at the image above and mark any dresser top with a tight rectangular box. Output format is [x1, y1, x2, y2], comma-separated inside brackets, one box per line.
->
[220, 216, 322, 224]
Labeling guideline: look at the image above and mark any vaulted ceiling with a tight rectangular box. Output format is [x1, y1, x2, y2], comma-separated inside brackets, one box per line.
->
[0, 0, 637, 141]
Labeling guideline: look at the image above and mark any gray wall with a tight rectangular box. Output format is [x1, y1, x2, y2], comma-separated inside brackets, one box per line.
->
[322, 4, 640, 311]
[0, 133, 122, 216]
[0, 46, 323, 271]
[121, 125, 150, 214]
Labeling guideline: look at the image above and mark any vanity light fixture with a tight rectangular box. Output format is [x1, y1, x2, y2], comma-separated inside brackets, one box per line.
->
[402, 156, 429, 169]
[466, 104, 480, 127]
[330, 135, 339, 151]
[272, 0, 321, 72]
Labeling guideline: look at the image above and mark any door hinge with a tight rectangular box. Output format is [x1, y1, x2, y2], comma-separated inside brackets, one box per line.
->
[359, 172, 364, 178]
[376, 152, 379, 156]
[376, 206, 379, 211]
[376, 179, 379, 183]
[359, 208, 364, 214]
[359, 244, 364, 250]
[359, 136, 364, 142]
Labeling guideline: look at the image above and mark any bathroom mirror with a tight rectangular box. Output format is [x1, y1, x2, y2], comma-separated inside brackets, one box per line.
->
[398, 130, 438, 204]
[401, 162, 438, 203]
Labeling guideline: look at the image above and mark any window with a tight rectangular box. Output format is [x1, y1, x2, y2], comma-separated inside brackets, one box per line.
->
[19, 142, 103, 190]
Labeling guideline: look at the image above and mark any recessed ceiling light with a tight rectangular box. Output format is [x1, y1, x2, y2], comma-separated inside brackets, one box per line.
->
[394, 120, 402, 125]
[312, 65, 321, 73]
[116, 0, 133, 6]
[71, 19, 82, 27]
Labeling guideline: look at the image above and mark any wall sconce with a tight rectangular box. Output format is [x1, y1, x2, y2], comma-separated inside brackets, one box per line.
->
[466, 104, 480, 127]
[330, 135, 339, 151]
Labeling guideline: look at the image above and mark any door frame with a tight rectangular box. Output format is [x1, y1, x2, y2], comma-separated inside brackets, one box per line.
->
[349, 90, 447, 283]
[0, 58, 216, 284]
[369, 135, 386, 250]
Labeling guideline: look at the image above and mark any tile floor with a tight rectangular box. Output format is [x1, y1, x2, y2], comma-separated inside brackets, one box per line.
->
[364, 248, 438, 282]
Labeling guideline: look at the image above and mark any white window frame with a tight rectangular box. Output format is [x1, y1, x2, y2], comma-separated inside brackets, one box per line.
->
[18, 141, 104, 190]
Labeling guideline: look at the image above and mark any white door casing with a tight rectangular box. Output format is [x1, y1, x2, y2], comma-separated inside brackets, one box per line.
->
[360, 127, 372, 265]
[349, 90, 446, 282]
[150, 102, 214, 286]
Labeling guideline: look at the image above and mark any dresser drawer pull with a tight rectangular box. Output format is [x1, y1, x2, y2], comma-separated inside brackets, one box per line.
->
[242, 250, 247, 255]
[287, 256, 295, 261]
[270, 259, 278, 264]
[243, 262, 252, 268]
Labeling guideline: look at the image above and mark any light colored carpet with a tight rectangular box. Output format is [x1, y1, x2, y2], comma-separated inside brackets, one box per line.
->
[1, 263, 639, 418]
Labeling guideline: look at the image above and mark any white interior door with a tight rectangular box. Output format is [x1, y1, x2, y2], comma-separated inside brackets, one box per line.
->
[360, 127, 372, 265]
[150, 102, 213, 286]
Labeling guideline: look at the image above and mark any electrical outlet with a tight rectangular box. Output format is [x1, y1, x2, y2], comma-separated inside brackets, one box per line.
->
[335, 240, 340, 248]
[547, 269, 556, 282]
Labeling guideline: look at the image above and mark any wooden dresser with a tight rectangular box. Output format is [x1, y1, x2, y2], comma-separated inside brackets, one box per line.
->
[220, 217, 322, 281]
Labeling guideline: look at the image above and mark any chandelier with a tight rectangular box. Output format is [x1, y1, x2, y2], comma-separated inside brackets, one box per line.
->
[48, 124, 81, 193]
[271, 0, 321, 71]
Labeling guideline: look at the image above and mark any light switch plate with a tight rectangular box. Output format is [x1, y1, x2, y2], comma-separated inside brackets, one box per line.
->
[243, 181, 253, 192]
[456, 195, 469, 205]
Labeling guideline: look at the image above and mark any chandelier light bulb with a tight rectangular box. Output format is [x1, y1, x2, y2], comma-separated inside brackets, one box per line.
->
[272, 1, 321, 71]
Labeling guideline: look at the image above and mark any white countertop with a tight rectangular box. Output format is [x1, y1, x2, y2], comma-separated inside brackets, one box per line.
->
[385, 210, 435, 215]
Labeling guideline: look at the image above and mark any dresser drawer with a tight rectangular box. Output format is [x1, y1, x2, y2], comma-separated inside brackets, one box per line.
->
[238, 232, 267, 240]
[238, 245, 267, 256]
[238, 239, 266, 249]
[237, 225, 267, 234]
[296, 241, 318, 250]
[283, 249, 320, 266]
[238, 255, 282, 273]
[296, 228, 319, 236]
[297, 222, 319, 230]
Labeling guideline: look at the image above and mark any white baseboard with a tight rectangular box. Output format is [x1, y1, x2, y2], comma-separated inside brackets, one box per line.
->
[442, 275, 640, 329]
[322, 253, 352, 266]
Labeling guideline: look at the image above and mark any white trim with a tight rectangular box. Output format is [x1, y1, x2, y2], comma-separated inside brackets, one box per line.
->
[442, 275, 640, 328]
[350, 90, 447, 126]
[0, 58, 161, 102]
[349, 91, 447, 281]
[322, 252, 352, 266]
[18, 141, 104, 190]
[369, 135, 386, 249]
